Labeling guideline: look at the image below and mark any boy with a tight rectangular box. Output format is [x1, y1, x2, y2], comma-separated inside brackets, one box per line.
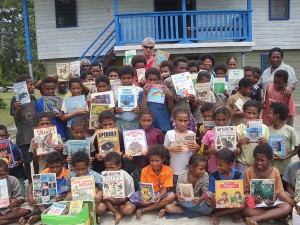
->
[105, 66, 119, 80]
[159, 60, 174, 81]
[243, 66, 262, 102]
[97, 152, 135, 224]
[90, 61, 103, 79]
[226, 77, 253, 126]
[56, 79, 72, 99]
[10, 74, 36, 183]
[268, 102, 300, 175]
[80, 71, 94, 83]
[187, 60, 200, 74]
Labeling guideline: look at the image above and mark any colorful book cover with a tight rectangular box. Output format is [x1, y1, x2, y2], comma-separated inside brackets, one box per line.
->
[294, 170, 300, 202]
[83, 82, 96, 94]
[117, 86, 137, 111]
[228, 69, 244, 91]
[0, 139, 15, 168]
[32, 173, 57, 205]
[56, 63, 70, 80]
[102, 170, 125, 198]
[13, 81, 31, 105]
[178, 183, 194, 201]
[214, 126, 237, 151]
[123, 129, 148, 156]
[91, 91, 115, 108]
[136, 68, 146, 83]
[195, 82, 211, 102]
[147, 84, 165, 104]
[269, 135, 285, 156]
[184, 73, 196, 95]
[203, 121, 216, 129]
[44, 96, 62, 114]
[153, 49, 170, 68]
[47, 203, 67, 215]
[215, 180, 244, 208]
[67, 140, 90, 158]
[246, 119, 263, 143]
[111, 79, 122, 92]
[171, 72, 194, 98]
[139, 182, 155, 203]
[96, 128, 120, 154]
[175, 133, 196, 152]
[65, 95, 87, 114]
[213, 78, 226, 94]
[0, 179, 9, 208]
[70, 60, 80, 77]
[89, 104, 109, 129]
[68, 200, 83, 216]
[125, 50, 136, 65]
[33, 126, 58, 156]
[250, 179, 275, 205]
[71, 175, 95, 200]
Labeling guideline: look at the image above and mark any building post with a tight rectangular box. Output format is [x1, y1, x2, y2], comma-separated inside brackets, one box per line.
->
[180, 0, 190, 43]
[247, 0, 252, 41]
[241, 52, 246, 67]
[114, 0, 120, 45]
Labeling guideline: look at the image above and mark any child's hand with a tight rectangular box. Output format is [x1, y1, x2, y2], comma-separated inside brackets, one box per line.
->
[76, 109, 89, 116]
[258, 137, 268, 144]
[55, 194, 66, 202]
[223, 89, 229, 97]
[239, 137, 250, 145]
[191, 197, 202, 205]
[125, 152, 133, 160]
[89, 157, 93, 165]
[188, 94, 195, 101]
[14, 101, 22, 111]
[140, 77, 147, 85]
[94, 195, 102, 205]
[209, 193, 216, 208]
[187, 142, 199, 153]
[28, 195, 37, 206]
[143, 84, 151, 94]
[168, 145, 183, 153]
[115, 107, 123, 114]
[66, 157, 72, 164]
[177, 195, 185, 203]
[95, 153, 105, 161]
[210, 148, 217, 155]
[273, 154, 287, 160]
[264, 199, 274, 206]
[163, 86, 173, 98]
[254, 196, 262, 205]
[174, 95, 182, 102]
[9, 198, 22, 209]
[50, 110, 59, 118]
[65, 192, 72, 201]
[54, 144, 64, 152]
[32, 142, 39, 154]
[132, 106, 140, 114]
[234, 148, 241, 156]
[195, 99, 205, 107]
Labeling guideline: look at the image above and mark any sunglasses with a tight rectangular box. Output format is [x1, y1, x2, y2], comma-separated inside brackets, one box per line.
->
[143, 45, 154, 49]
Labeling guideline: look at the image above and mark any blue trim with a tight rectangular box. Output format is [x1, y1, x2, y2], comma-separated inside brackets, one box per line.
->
[269, 0, 290, 20]
[261, 53, 270, 72]
[22, 0, 32, 62]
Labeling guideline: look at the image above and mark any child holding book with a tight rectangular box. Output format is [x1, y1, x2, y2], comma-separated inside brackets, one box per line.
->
[159, 60, 174, 81]
[56, 79, 72, 99]
[267, 102, 299, 175]
[90, 61, 103, 79]
[95, 75, 111, 93]
[243, 66, 261, 102]
[187, 60, 200, 74]
[97, 152, 135, 224]
[213, 64, 229, 102]
[131, 55, 147, 86]
[242, 144, 294, 224]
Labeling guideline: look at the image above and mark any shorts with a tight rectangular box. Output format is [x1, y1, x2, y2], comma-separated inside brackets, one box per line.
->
[19, 144, 33, 163]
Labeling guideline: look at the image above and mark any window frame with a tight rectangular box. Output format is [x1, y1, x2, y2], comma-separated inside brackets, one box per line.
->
[261, 53, 271, 72]
[269, 0, 290, 20]
[55, 0, 78, 28]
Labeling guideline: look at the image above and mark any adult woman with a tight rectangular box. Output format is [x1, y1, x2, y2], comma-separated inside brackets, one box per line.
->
[226, 56, 238, 69]
[142, 37, 155, 70]
[199, 53, 216, 77]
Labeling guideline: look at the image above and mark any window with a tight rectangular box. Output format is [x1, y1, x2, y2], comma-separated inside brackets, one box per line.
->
[55, 0, 77, 28]
[269, 0, 290, 20]
[261, 53, 271, 72]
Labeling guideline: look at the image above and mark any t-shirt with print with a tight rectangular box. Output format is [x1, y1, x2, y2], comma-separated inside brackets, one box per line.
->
[282, 161, 300, 189]
[41, 167, 70, 195]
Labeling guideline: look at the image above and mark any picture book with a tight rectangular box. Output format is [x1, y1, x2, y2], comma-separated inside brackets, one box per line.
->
[117, 86, 137, 111]
[83, 82, 96, 94]
[213, 78, 226, 94]
[175, 133, 196, 152]
[234, 98, 245, 112]
[32, 173, 57, 205]
[195, 82, 211, 102]
[203, 121, 216, 129]
[89, 104, 109, 129]
[65, 95, 87, 114]
[68, 200, 83, 216]
[96, 128, 120, 154]
[102, 170, 125, 198]
[228, 69, 244, 91]
[269, 135, 285, 156]
[47, 203, 67, 215]
[71, 175, 95, 200]
[56, 63, 70, 80]
[70, 60, 80, 77]
[125, 50, 136, 65]
[250, 179, 275, 206]
[147, 84, 165, 104]
[153, 49, 170, 68]
[91, 91, 115, 108]
[0, 138, 15, 168]
[111, 79, 122, 92]
[0, 179, 9, 208]
[172, 72, 195, 98]
[189, 73, 198, 87]
[214, 126, 237, 151]
[67, 140, 90, 158]
[44, 96, 62, 114]
[294, 170, 300, 202]
[178, 183, 194, 201]
[139, 182, 155, 203]
[33, 126, 59, 156]
[215, 180, 244, 208]
[123, 129, 148, 156]
[136, 68, 145, 82]
[13, 81, 31, 105]
[246, 119, 263, 143]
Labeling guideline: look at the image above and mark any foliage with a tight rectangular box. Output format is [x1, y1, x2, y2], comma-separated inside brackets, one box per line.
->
[251, 180, 274, 201]
[0, 98, 7, 109]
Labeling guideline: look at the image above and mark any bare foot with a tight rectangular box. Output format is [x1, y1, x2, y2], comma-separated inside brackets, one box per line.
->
[210, 213, 219, 225]
[136, 209, 143, 219]
[158, 209, 166, 218]
[230, 213, 242, 223]
[18, 217, 26, 225]
[114, 212, 123, 224]
[97, 216, 102, 225]
[245, 217, 257, 225]
[28, 215, 41, 225]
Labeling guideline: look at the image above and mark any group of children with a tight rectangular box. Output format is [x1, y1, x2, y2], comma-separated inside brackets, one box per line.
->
[1, 52, 298, 225]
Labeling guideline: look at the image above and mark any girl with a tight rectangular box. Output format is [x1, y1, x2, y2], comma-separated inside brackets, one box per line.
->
[226, 56, 238, 69]
[159, 60, 174, 81]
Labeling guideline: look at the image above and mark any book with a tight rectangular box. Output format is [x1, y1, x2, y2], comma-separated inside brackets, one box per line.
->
[13, 81, 31, 105]
[269, 135, 285, 156]
[89, 104, 109, 129]
[228, 69, 244, 91]
[215, 180, 244, 208]
[44, 96, 62, 114]
[246, 119, 263, 143]
[68, 200, 83, 216]
[96, 128, 120, 154]
[178, 183, 194, 201]
[102, 170, 125, 198]
[175, 133, 196, 152]
[147, 84, 165, 104]
[203, 121, 216, 129]
[125, 50, 136, 65]
[56, 63, 70, 80]
[195, 82, 211, 102]
[71, 175, 95, 200]
[0, 179, 9, 208]
[214, 126, 237, 151]
[70, 60, 80, 77]
[32, 173, 57, 205]
[172, 72, 195, 98]
[123, 129, 148, 156]
[117, 86, 137, 111]
[111, 79, 122, 92]
[139, 182, 155, 203]
[294, 170, 300, 202]
[91, 91, 115, 108]
[33, 126, 59, 156]
[136, 68, 146, 83]
[67, 140, 90, 158]
[65, 95, 87, 114]
[234, 98, 245, 112]
[250, 179, 275, 206]
[83, 82, 96, 94]
[153, 50, 170, 68]
[213, 78, 226, 94]
[0, 138, 15, 168]
[47, 203, 67, 215]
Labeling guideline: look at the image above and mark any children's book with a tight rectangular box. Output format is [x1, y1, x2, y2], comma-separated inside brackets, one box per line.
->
[246, 119, 263, 143]
[136, 68, 146, 83]
[83, 82, 96, 94]
[268, 135, 285, 156]
[123, 129, 148, 156]
[68, 200, 83, 216]
[71, 175, 95, 200]
[0, 139, 15, 168]
[91, 91, 115, 108]
[125, 50, 136, 65]
[0, 179, 9, 208]
[89, 104, 109, 129]
[213, 78, 226, 94]
[102, 170, 125, 198]
[250, 179, 275, 207]
[67, 140, 90, 158]
[214, 126, 237, 151]
[117, 86, 137, 111]
[33, 126, 59, 156]
[56, 63, 70, 80]
[147, 84, 165, 104]
[65, 95, 87, 114]
[172, 72, 195, 98]
[294, 170, 300, 202]
[234, 98, 245, 112]
[111, 79, 122, 92]
[153, 50, 170, 68]
[139, 182, 155, 203]
[70, 60, 80, 77]
[13, 81, 31, 105]
[175, 133, 196, 152]
[96, 128, 120, 154]
[215, 180, 244, 208]
[32, 173, 57, 205]
[195, 82, 211, 102]
[47, 203, 67, 215]
[178, 183, 194, 201]
[203, 121, 216, 129]
[44, 96, 62, 114]
[228, 69, 244, 91]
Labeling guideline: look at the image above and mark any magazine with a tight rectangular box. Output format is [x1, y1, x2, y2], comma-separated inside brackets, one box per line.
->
[269, 135, 285, 156]
[136, 68, 145, 83]
[214, 126, 237, 151]
[71, 175, 95, 200]
[246, 119, 263, 143]
[70, 60, 80, 77]
[153, 50, 170, 68]
[178, 183, 194, 201]
[65, 95, 87, 114]
[91, 91, 115, 108]
[56, 63, 70, 80]
[228, 69, 244, 91]
[175, 133, 196, 152]
[215, 180, 244, 208]
[123, 129, 148, 156]
[117, 86, 137, 111]
[172, 72, 195, 98]
[250, 179, 275, 207]
[102, 171, 125, 198]
[0, 179, 9, 208]
[47, 203, 67, 215]
[213, 78, 226, 94]
[195, 82, 211, 102]
[89, 104, 109, 129]
[294, 170, 300, 202]
[68, 200, 83, 216]
[32, 173, 57, 205]
[139, 182, 155, 203]
[0, 139, 15, 168]
[67, 140, 90, 158]
[96, 128, 120, 154]
[33, 126, 59, 156]
[125, 50, 136, 65]
[147, 84, 165, 104]
[13, 81, 31, 105]
[83, 82, 96, 94]
[44, 96, 62, 114]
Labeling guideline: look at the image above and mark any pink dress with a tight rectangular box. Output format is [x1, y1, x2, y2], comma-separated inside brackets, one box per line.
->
[202, 130, 217, 173]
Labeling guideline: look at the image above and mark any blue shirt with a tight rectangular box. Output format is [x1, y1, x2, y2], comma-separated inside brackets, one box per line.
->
[68, 169, 103, 190]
